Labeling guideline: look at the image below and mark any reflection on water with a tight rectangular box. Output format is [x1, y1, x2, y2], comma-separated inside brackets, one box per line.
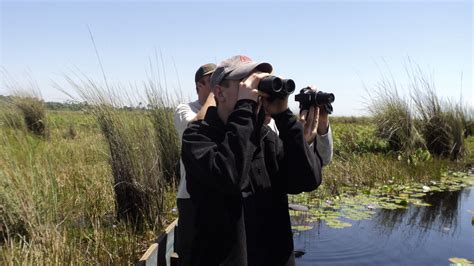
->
[375, 189, 465, 235]
[294, 188, 474, 266]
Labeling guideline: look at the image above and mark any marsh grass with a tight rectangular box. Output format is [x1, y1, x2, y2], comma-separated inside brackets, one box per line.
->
[368, 75, 424, 153]
[0, 103, 24, 130]
[410, 74, 466, 160]
[63, 77, 176, 228]
[2, 71, 48, 137]
[13, 96, 47, 137]
[367, 62, 470, 160]
[146, 84, 180, 186]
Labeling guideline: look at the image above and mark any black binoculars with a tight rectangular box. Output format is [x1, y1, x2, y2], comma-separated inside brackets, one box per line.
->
[294, 87, 335, 114]
[257, 76, 296, 99]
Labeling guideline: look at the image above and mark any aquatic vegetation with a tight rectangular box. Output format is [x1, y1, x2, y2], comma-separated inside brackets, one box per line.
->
[291, 225, 313, 232]
[326, 219, 353, 229]
[449, 257, 473, 264]
[289, 171, 474, 229]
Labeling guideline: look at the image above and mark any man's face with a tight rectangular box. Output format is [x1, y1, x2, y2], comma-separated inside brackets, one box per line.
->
[197, 74, 212, 99]
[217, 79, 240, 116]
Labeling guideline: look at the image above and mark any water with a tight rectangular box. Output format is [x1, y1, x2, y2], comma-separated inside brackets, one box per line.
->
[294, 188, 474, 265]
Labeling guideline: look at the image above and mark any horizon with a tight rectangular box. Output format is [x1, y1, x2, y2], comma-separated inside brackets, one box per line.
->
[1, 1, 472, 116]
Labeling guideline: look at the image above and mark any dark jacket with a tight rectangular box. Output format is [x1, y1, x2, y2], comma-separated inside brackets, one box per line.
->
[181, 99, 322, 266]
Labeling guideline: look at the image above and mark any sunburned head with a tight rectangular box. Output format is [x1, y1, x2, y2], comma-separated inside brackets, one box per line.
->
[210, 55, 273, 123]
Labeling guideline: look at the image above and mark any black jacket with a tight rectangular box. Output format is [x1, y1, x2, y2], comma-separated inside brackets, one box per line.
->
[181, 99, 322, 266]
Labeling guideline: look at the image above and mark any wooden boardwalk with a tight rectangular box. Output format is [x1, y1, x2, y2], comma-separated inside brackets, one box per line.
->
[138, 219, 179, 266]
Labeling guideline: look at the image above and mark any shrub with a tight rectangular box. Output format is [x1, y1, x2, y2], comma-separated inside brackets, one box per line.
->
[14, 97, 47, 137]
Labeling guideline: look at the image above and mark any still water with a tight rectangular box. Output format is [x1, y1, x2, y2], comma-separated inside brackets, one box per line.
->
[294, 188, 474, 265]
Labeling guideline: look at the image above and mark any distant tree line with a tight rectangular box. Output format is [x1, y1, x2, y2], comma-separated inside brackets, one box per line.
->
[0, 95, 162, 112]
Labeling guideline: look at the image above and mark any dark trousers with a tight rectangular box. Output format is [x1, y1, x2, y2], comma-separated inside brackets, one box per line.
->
[176, 198, 195, 266]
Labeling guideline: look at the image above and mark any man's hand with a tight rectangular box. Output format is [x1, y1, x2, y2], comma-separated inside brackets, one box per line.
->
[238, 72, 269, 102]
[299, 86, 330, 144]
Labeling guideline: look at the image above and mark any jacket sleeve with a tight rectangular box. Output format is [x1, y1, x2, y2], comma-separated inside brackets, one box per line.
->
[309, 125, 334, 166]
[273, 109, 322, 194]
[181, 100, 257, 196]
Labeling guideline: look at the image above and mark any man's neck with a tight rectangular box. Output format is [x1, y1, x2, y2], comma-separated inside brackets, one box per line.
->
[198, 93, 209, 105]
[217, 107, 229, 124]
[198, 98, 205, 106]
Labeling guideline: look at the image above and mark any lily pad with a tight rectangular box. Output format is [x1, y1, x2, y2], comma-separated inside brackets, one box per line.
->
[398, 193, 409, 199]
[342, 208, 374, 220]
[325, 219, 352, 229]
[395, 199, 408, 206]
[448, 257, 473, 264]
[411, 200, 432, 207]
[292, 225, 313, 232]
[409, 193, 426, 198]
[378, 201, 407, 210]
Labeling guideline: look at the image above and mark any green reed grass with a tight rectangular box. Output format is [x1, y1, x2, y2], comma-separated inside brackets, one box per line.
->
[13, 97, 47, 137]
[0, 103, 24, 130]
[146, 83, 181, 187]
[367, 62, 470, 160]
[2, 71, 48, 137]
[368, 75, 424, 153]
[410, 73, 466, 160]
[64, 77, 176, 228]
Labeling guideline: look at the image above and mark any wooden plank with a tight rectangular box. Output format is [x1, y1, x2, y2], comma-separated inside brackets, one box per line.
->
[165, 221, 177, 266]
[138, 219, 179, 266]
[138, 243, 159, 266]
[164, 219, 178, 234]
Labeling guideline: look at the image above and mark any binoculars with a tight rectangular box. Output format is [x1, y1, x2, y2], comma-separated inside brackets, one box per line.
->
[258, 76, 335, 114]
[257, 76, 296, 99]
[294, 87, 335, 114]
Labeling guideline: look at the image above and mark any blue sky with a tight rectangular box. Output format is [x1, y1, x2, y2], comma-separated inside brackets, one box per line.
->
[1, 0, 472, 116]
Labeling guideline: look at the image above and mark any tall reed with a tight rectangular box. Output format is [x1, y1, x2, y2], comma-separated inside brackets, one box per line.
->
[2, 71, 47, 137]
[368, 74, 424, 153]
[368, 61, 469, 160]
[13, 96, 47, 137]
[145, 81, 181, 186]
[408, 67, 466, 160]
[64, 76, 170, 227]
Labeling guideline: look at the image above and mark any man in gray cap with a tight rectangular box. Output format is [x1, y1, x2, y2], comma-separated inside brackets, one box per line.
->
[173, 63, 216, 266]
[181, 55, 323, 265]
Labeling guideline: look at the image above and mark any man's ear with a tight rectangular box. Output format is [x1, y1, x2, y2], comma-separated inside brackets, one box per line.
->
[214, 86, 225, 103]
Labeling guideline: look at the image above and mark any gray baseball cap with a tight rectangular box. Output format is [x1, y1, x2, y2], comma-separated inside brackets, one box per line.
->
[210, 55, 273, 88]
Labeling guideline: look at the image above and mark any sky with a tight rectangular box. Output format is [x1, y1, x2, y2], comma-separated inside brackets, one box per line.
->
[1, 0, 472, 116]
